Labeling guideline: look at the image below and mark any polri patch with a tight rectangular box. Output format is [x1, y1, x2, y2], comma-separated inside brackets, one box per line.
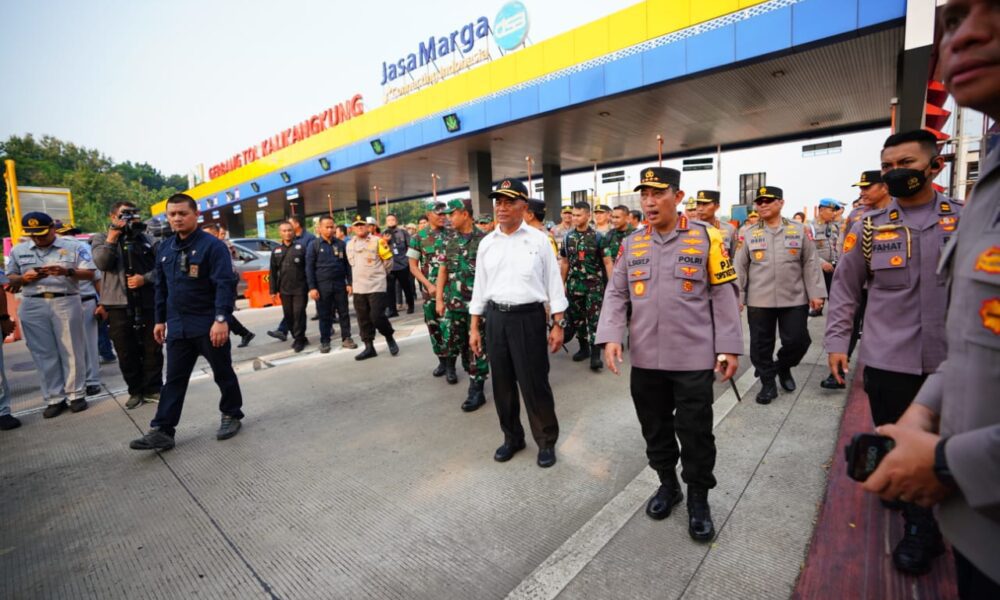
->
[974, 246, 1000, 274]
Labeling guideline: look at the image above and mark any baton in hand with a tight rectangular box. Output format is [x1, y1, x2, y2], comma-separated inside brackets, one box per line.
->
[717, 354, 742, 402]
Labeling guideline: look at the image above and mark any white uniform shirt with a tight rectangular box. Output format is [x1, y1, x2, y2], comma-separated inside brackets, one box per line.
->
[469, 220, 569, 316]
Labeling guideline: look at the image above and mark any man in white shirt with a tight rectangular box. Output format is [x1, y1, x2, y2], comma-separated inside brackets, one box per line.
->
[470, 178, 569, 468]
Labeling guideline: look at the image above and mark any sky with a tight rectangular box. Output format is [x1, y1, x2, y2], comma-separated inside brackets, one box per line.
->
[0, 0, 636, 176]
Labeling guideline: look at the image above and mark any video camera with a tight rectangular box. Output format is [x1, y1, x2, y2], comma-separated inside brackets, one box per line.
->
[114, 207, 147, 236]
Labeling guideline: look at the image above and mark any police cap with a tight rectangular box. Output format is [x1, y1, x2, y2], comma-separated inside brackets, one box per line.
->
[21, 211, 54, 236]
[489, 178, 529, 200]
[852, 170, 883, 187]
[694, 190, 721, 203]
[755, 186, 783, 200]
[634, 167, 681, 191]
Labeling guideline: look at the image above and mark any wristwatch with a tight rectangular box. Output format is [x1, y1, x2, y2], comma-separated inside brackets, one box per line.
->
[551, 317, 568, 329]
[214, 315, 227, 323]
[67, 268, 77, 278]
[933, 437, 957, 488]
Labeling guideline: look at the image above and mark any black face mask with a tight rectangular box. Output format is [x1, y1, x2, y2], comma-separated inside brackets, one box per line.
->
[883, 167, 930, 198]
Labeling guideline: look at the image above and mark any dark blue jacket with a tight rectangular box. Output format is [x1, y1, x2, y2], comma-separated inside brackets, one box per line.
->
[305, 236, 352, 289]
[154, 229, 236, 340]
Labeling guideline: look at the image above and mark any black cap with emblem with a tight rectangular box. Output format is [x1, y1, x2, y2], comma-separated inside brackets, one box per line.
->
[634, 167, 681, 191]
[852, 170, 883, 187]
[21, 211, 54, 236]
[754, 186, 783, 200]
[489, 178, 529, 200]
[694, 190, 720, 203]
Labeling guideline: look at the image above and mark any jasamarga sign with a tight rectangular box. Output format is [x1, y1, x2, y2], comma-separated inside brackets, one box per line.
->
[380, 17, 490, 85]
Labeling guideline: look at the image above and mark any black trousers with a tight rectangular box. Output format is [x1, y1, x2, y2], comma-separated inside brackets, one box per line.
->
[956, 550, 1000, 599]
[823, 269, 833, 294]
[280, 293, 308, 343]
[106, 307, 163, 396]
[485, 304, 559, 448]
[229, 314, 250, 337]
[847, 288, 868, 358]
[747, 305, 811, 381]
[353, 292, 394, 343]
[631, 367, 716, 489]
[151, 334, 243, 436]
[317, 283, 352, 342]
[386, 269, 415, 313]
[862, 366, 927, 427]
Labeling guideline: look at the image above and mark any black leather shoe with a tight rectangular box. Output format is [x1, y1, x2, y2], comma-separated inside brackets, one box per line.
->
[432, 358, 447, 377]
[355, 342, 377, 361]
[589, 347, 603, 371]
[86, 385, 103, 396]
[645, 482, 683, 520]
[572, 341, 590, 362]
[461, 380, 486, 412]
[494, 440, 526, 462]
[407, 306, 415, 314]
[129, 428, 175, 451]
[292, 340, 305, 353]
[238, 332, 255, 348]
[756, 379, 778, 404]
[893, 507, 944, 575]
[687, 487, 716, 542]
[69, 399, 88, 413]
[319, 342, 331, 354]
[386, 336, 400, 356]
[0, 414, 21, 431]
[778, 369, 796, 392]
[537, 447, 557, 468]
[445, 357, 458, 384]
[216, 415, 242, 440]
[267, 329, 288, 342]
[819, 373, 845, 389]
[310, 314, 319, 321]
[386, 311, 400, 318]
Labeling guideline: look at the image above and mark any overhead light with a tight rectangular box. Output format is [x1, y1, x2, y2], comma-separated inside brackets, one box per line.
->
[280, 172, 291, 183]
[598, 111, 611, 117]
[443, 113, 461, 133]
[771, 69, 786, 78]
[371, 139, 385, 155]
[319, 157, 331, 171]
[250, 182, 260, 193]
[225, 191, 234, 202]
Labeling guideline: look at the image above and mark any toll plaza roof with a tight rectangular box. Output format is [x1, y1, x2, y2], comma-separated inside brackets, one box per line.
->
[164, 0, 906, 224]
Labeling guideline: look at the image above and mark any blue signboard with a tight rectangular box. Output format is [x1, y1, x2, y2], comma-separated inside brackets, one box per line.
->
[494, 1, 529, 51]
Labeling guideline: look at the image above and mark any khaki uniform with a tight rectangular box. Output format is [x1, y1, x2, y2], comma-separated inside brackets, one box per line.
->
[346, 236, 392, 294]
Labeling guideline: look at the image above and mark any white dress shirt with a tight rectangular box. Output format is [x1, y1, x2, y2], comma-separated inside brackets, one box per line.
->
[469, 220, 569, 316]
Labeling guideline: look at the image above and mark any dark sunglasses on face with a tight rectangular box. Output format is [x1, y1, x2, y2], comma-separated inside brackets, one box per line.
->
[754, 198, 779, 205]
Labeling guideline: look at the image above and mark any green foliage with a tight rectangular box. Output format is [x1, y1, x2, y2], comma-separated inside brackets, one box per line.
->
[0, 134, 185, 236]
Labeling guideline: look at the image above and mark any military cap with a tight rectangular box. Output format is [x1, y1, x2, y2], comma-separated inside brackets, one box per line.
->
[754, 186, 783, 200]
[852, 170, 883, 187]
[351, 214, 366, 226]
[694, 190, 721, 203]
[560, 205, 573, 214]
[747, 209, 759, 217]
[430, 201, 447, 214]
[593, 204, 611, 213]
[634, 166, 681, 191]
[439, 198, 473, 214]
[54, 220, 82, 235]
[21, 211, 54, 236]
[490, 178, 529, 200]
[365, 216, 378, 225]
[476, 214, 494, 224]
[684, 198, 698, 210]
[817, 198, 840, 209]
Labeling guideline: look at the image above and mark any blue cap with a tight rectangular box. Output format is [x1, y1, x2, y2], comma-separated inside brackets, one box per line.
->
[818, 198, 840, 209]
[21, 211, 54, 236]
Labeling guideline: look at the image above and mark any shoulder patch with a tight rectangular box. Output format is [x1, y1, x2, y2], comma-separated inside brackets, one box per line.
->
[843, 232, 857, 253]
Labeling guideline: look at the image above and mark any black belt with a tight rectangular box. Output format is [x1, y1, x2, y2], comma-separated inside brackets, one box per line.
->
[81, 295, 98, 303]
[488, 301, 543, 313]
[26, 292, 78, 299]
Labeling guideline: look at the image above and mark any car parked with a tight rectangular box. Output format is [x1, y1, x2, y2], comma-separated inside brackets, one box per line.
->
[232, 237, 280, 255]
[230, 243, 270, 297]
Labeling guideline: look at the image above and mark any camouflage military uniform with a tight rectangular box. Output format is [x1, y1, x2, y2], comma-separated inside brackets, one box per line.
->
[561, 227, 606, 346]
[407, 226, 449, 357]
[439, 228, 489, 382]
[601, 225, 635, 264]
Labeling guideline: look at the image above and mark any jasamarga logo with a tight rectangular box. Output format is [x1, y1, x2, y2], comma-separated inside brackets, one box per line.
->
[494, 1, 529, 51]
[380, 17, 490, 85]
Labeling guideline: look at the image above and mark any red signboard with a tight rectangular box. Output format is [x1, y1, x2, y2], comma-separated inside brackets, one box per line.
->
[209, 94, 365, 180]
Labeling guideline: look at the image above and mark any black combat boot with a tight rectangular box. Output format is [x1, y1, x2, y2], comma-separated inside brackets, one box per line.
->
[778, 367, 796, 392]
[461, 380, 486, 412]
[687, 487, 715, 542]
[589, 346, 603, 371]
[820, 372, 846, 389]
[386, 336, 400, 356]
[893, 505, 945, 575]
[645, 474, 683, 520]
[445, 357, 458, 384]
[432, 357, 447, 377]
[355, 341, 377, 361]
[756, 379, 778, 404]
[572, 340, 590, 362]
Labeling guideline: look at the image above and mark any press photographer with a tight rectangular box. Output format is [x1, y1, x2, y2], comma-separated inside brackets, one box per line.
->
[91, 201, 164, 410]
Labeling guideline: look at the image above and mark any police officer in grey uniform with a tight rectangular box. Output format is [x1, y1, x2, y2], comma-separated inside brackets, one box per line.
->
[694, 190, 737, 257]
[55, 222, 104, 397]
[597, 167, 743, 541]
[735, 186, 826, 404]
[810, 198, 842, 317]
[861, 8, 1000, 593]
[826, 129, 960, 575]
[6, 212, 96, 418]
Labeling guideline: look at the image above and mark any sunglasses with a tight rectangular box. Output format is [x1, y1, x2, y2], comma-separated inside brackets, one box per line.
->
[754, 198, 779, 205]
